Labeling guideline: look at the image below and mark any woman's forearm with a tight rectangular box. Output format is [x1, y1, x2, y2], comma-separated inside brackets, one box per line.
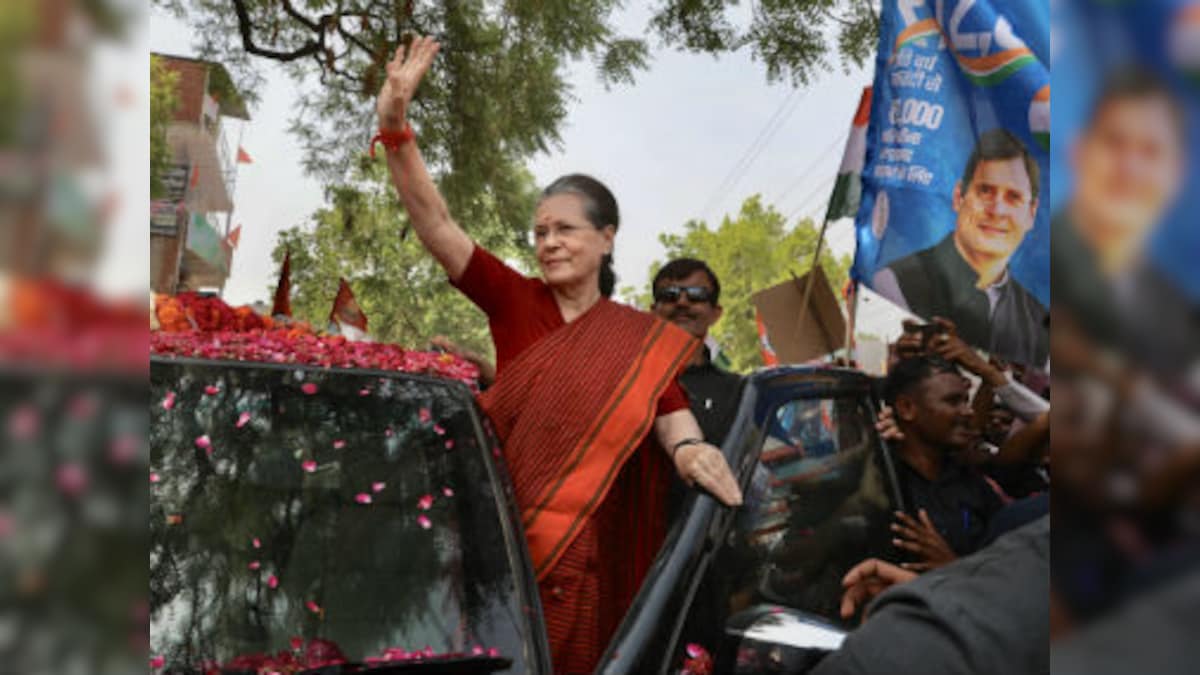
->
[385, 141, 473, 280]
[654, 408, 704, 453]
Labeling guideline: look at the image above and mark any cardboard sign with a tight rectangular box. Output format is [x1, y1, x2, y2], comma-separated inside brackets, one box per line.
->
[751, 266, 846, 365]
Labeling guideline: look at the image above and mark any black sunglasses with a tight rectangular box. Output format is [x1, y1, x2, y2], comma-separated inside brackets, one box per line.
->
[654, 285, 714, 304]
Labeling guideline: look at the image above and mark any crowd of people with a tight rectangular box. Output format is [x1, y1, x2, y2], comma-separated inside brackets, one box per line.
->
[369, 33, 1200, 675]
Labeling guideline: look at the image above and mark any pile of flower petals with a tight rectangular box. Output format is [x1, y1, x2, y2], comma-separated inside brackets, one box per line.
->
[151, 328, 480, 388]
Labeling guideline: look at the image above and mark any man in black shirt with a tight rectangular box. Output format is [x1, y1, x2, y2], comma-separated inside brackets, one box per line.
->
[883, 355, 1004, 569]
[651, 258, 744, 447]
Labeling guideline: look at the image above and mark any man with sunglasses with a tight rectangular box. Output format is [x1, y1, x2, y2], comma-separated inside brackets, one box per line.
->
[651, 259, 744, 448]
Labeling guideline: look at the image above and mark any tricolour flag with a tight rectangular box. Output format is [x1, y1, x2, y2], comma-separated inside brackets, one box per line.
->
[825, 87, 872, 222]
[329, 278, 368, 338]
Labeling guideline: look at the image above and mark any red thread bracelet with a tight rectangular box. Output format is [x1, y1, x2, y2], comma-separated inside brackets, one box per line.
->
[370, 123, 415, 158]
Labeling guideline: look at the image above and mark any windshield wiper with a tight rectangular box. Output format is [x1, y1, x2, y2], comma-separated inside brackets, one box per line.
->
[297, 655, 513, 674]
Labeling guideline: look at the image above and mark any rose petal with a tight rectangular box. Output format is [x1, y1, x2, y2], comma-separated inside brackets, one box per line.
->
[385, 427, 394, 437]
[150, 655, 165, 669]
[686, 643, 707, 659]
[267, 574, 279, 589]
[359, 388, 371, 396]
[417, 494, 434, 510]
[55, 463, 89, 498]
[442, 487, 454, 498]
[252, 537, 261, 549]
[161, 392, 176, 410]
[355, 493, 373, 505]
[204, 385, 220, 396]
[372, 481, 386, 493]
[417, 515, 432, 529]
[471, 646, 484, 656]
[290, 637, 304, 651]
[418, 408, 432, 423]
[149, 472, 161, 484]
[444, 439, 455, 449]
[301, 383, 318, 395]
[194, 434, 211, 450]
[301, 460, 318, 473]
[248, 561, 261, 570]
[306, 600, 322, 614]
[487, 647, 501, 658]
[235, 412, 251, 428]
[332, 439, 346, 449]
[433, 424, 445, 436]
[166, 514, 183, 525]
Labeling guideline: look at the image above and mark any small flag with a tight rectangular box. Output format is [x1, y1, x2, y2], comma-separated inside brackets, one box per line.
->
[825, 87, 872, 222]
[329, 278, 368, 334]
[226, 225, 241, 249]
[189, 165, 200, 189]
[271, 249, 292, 318]
[756, 309, 779, 367]
[236, 146, 253, 164]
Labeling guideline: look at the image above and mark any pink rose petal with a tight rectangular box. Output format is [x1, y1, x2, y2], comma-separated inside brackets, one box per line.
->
[444, 439, 455, 449]
[161, 391, 176, 410]
[332, 439, 346, 449]
[290, 636, 304, 651]
[8, 405, 39, 440]
[150, 655, 165, 669]
[471, 646, 484, 656]
[355, 493, 373, 505]
[359, 388, 371, 396]
[419, 408, 433, 423]
[423, 646, 435, 657]
[301, 460, 318, 473]
[301, 382, 318, 395]
[267, 574, 278, 589]
[433, 424, 445, 436]
[194, 434, 211, 450]
[149, 472, 161, 484]
[487, 647, 501, 658]
[306, 600, 322, 614]
[442, 486, 455, 498]
[204, 385, 220, 396]
[417, 515, 432, 529]
[385, 427, 394, 437]
[686, 643, 707, 659]
[109, 435, 139, 464]
[248, 561, 261, 570]
[55, 463, 89, 498]
[235, 411, 251, 428]
[372, 481, 386, 493]
[417, 494, 434, 510]
[252, 537, 261, 549]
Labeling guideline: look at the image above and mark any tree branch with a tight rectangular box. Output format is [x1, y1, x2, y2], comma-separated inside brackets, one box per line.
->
[232, 0, 322, 62]
[279, 0, 319, 31]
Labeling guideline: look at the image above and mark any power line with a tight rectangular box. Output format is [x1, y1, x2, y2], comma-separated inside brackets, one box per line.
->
[700, 88, 805, 223]
[769, 129, 849, 208]
[785, 172, 838, 224]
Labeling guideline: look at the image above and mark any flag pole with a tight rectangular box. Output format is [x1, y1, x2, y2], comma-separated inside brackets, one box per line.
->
[844, 279, 860, 365]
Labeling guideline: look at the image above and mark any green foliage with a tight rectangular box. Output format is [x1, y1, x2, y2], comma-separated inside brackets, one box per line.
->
[650, 0, 880, 87]
[150, 55, 181, 199]
[644, 195, 851, 372]
[270, 161, 539, 359]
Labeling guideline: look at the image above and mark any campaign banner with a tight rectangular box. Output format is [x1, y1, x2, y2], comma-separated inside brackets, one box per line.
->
[853, 0, 1050, 367]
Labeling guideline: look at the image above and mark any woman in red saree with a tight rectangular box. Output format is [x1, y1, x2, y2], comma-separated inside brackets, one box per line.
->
[375, 37, 743, 673]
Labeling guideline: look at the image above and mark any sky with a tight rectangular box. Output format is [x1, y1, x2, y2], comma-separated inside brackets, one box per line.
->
[144, 3, 907, 341]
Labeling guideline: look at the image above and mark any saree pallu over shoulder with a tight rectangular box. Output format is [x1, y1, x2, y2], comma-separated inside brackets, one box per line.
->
[478, 299, 698, 579]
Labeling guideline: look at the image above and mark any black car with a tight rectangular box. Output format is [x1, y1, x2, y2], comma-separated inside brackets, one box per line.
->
[149, 358, 903, 674]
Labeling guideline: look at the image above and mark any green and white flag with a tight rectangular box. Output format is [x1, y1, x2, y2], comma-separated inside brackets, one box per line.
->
[825, 87, 873, 221]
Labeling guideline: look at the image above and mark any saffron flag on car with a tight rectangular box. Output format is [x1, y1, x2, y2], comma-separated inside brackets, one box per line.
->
[852, 0, 1050, 367]
[825, 87, 872, 221]
[271, 249, 292, 318]
[329, 278, 369, 339]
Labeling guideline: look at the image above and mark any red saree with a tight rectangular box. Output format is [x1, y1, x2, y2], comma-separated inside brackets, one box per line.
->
[479, 298, 697, 673]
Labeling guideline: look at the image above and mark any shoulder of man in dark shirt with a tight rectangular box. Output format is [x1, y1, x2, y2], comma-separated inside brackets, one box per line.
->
[812, 516, 1049, 675]
[679, 347, 745, 447]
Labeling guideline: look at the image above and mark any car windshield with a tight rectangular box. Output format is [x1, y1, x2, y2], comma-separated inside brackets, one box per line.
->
[149, 359, 532, 672]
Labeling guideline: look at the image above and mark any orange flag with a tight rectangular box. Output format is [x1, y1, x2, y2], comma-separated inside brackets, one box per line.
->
[271, 249, 292, 317]
[226, 225, 242, 249]
[189, 165, 200, 188]
[236, 146, 253, 164]
[329, 278, 368, 333]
